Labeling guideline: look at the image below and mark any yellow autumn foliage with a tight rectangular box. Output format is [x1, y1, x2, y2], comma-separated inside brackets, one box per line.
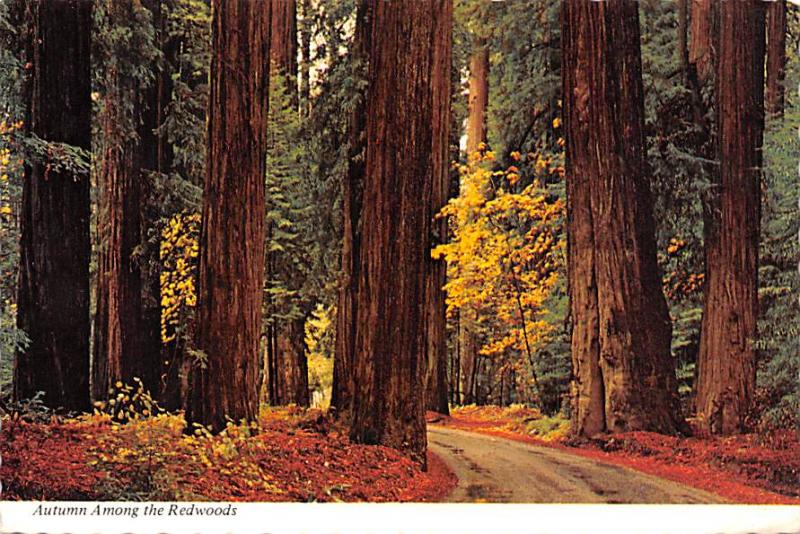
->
[433, 149, 565, 362]
[160, 212, 200, 343]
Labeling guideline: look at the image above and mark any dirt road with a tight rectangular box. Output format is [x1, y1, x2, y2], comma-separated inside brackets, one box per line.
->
[428, 425, 726, 503]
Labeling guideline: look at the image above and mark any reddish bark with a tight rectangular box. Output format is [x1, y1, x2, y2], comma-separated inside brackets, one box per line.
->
[332, 0, 371, 419]
[93, 0, 165, 401]
[185, 0, 271, 433]
[349, 0, 452, 462]
[696, 1, 766, 435]
[689, 0, 714, 84]
[562, 0, 682, 436]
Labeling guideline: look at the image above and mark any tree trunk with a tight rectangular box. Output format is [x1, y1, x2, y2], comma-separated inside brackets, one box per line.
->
[14, 0, 91, 411]
[456, 37, 489, 409]
[458, 311, 478, 405]
[270, 0, 297, 93]
[264, 0, 308, 408]
[185, 0, 270, 433]
[563, 0, 682, 437]
[273, 317, 309, 406]
[332, 0, 371, 419]
[93, 0, 163, 401]
[766, 0, 786, 117]
[689, 0, 714, 85]
[424, 0, 453, 416]
[466, 40, 489, 154]
[696, 1, 765, 436]
[677, 0, 688, 74]
[349, 0, 452, 463]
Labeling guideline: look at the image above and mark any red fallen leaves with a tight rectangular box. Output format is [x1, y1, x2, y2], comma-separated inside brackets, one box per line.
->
[0, 410, 456, 502]
[438, 406, 800, 504]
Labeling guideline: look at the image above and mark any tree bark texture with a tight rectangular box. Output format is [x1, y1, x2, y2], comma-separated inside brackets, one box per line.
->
[272, 318, 309, 406]
[696, 0, 765, 435]
[466, 40, 489, 155]
[185, 0, 270, 433]
[332, 0, 371, 419]
[14, 0, 91, 411]
[562, 0, 682, 437]
[424, 0, 453, 416]
[766, 0, 786, 117]
[689, 0, 714, 85]
[93, 0, 163, 401]
[349, 0, 452, 462]
[270, 0, 297, 86]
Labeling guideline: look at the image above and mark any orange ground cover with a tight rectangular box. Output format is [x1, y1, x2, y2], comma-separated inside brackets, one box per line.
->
[435, 407, 800, 505]
[1, 409, 455, 502]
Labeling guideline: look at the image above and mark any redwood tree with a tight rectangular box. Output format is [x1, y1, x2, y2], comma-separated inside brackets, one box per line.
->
[263, 0, 309, 407]
[14, 0, 91, 411]
[689, 0, 714, 85]
[93, 0, 163, 401]
[696, 1, 766, 435]
[424, 0, 453, 416]
[185, 0, 270, 433]
[349, 0, 452, 461]
[457, 37, 489, 406]
[332, 0, 371, 418]
[562, 0, 682, 437]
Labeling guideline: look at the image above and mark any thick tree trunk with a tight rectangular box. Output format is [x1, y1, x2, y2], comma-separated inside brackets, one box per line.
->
[185, 0, 270, 433]
[14, 0, 91, 411]
[93, 0, 163, 401]
[696, 1, 765, 436]
[349, 0, 452, 463]
[424, 0, 453, 416]
[563, 0, 682, 437]
[766, 0, 786, 117]
[332, 0, 371, 419]
[689, 0, 714, 85]
[466, 40, 489, 154]
[273, 318, 309, 406]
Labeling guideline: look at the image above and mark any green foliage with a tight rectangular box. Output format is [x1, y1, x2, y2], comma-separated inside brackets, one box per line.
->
[757, 101, 800, 431]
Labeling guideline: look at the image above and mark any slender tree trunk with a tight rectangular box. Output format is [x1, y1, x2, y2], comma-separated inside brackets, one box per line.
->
[466, 39, 489, 154]
[264, 0, 308, 407]
[457, 37, 489, 408]
[459, 312, 478, 405]
[270, 0, 297, 96]
[563, 0, 682, 437]
[350, 0, 452, 463]
[14, 0, 91, 411]
[766, 0, 786, 118]
[677, 0, 689, 75]
[185, 0, 270, 433]
[93, 0, 163, 401]
[298, 0, 311, 117]
[696, 1, 766, 436]
[689, 0, 714, 85]
[332, 0, 371, 419]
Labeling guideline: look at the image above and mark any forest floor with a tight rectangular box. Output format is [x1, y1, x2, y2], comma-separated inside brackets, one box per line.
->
[432, 405, 800, 504]
[0, 407, 455, 502]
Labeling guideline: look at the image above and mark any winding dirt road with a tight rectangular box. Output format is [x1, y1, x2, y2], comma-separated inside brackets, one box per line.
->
[428, 425, 726, 503]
